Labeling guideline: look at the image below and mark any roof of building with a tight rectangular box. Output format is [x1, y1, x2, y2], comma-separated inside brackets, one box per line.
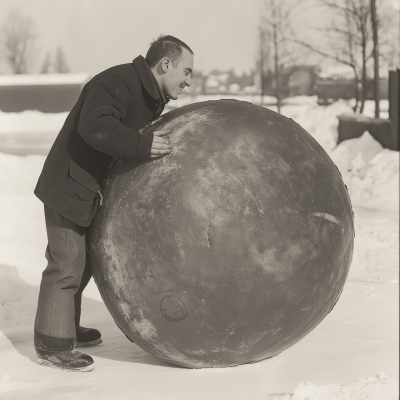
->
[0, 73, 91, 86]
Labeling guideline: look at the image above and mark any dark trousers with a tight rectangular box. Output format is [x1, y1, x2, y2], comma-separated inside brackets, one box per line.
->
[34, 205, 92, 351]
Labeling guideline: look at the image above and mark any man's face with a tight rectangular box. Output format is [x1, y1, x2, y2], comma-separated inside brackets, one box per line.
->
[161, 48, 194, 100]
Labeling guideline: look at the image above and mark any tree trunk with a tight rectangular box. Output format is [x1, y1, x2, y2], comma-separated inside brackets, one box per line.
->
[360, 36, 367, 114]
[259, 27, 267, 106]
[370, 0, 380, 118]
[352, 66, 360, 112]
[261, 57, 265, 106]
[273, 26, 281, 113]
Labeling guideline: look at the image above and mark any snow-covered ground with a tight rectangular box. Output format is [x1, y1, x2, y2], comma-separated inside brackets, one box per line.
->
[0, 97, 398, 399]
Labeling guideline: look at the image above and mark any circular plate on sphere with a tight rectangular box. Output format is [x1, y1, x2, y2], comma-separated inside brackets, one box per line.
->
[89, 100, 354, 368]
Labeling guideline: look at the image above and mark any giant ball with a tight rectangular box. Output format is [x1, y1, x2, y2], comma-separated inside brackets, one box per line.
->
[89, 100, 354, 368]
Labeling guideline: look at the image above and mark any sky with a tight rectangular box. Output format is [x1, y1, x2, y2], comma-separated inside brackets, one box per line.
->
[0, 0, 322, 76]
[0, 0, 398, 77]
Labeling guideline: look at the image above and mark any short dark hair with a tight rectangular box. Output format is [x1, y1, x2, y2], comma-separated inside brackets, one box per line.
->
[146, 35, 194, 68]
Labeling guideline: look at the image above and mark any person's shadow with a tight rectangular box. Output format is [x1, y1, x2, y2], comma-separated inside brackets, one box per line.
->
[76, 294, 177, 368]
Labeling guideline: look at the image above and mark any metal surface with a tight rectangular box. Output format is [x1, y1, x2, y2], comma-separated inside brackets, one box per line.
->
[89, 100, 354, 368]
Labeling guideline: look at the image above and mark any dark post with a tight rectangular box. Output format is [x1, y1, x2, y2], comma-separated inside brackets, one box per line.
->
[389, 69, 400, 151]
[370, 0, 379, 118]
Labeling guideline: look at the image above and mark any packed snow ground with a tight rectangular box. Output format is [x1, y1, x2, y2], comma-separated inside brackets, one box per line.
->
[0, 97, 398, 399]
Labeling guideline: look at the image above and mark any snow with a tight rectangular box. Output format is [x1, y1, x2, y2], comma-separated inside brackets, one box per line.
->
[0, 97, 398, 399]
[0, 265, 38, 329]
[330, 133, 399, 211]
[0, 110, 68, 156]
[0, 110, 68, 133]
[0, 73, 90, 86]
[280, 373, 398, 400]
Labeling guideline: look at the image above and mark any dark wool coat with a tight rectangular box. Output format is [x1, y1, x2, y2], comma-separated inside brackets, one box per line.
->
[34, 56, 168, 227]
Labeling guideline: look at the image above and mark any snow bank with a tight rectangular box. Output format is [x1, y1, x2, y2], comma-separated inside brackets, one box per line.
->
[0, 73, 90, 86]
[0, 264, 38, 329]
[270, 373, 398, 400]
[0, 110, 67, 155]
[329, 131, 399, 211]
[0, 153, 47, 285]
[280, 99, 354, 152]
[0, 110, 67, 133]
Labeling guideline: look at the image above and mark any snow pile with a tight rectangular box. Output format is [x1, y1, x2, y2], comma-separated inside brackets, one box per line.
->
[270, 373, 398, 400]
[281, 99, 354, 152]
[0, 153, 47, 285]
[282, 95, 320, 106]
[0, 110, 67, 133]
[0, 110, 67, 155]
[0, 73, 90, 87]
[329, 131, 399, 210]
[0, 152, 44, 195]
[0, 264, 38, 329]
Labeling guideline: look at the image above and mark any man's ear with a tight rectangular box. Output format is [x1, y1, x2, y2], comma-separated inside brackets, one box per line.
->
[161, 57, 170, 73]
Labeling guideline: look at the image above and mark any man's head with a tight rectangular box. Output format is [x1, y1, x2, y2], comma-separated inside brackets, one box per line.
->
[146, 35, 194, 100]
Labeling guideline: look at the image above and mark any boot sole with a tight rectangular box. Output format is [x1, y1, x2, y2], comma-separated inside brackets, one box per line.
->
[37, 358, 94, 372]
[75, 338, 103, 348]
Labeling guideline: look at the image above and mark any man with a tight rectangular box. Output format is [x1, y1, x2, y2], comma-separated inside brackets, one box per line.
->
[33, 35, 194, 372]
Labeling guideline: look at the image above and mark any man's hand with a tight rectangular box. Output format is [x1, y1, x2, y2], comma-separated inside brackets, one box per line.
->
[151, 131, 172, 159]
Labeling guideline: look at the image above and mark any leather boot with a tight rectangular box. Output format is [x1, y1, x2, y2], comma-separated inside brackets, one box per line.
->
[36, 348, 94, 372]
[76, 326, 102, 348]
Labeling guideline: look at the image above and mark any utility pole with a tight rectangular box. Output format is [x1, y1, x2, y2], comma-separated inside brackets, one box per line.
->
[259, 27, 267, 106]
[370, 0, 379, 118]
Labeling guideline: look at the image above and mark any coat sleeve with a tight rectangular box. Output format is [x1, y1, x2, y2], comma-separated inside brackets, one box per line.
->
[77, 73, 153, 159]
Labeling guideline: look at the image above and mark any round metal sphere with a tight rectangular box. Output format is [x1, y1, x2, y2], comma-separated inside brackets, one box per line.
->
[89, 100, 354, 368]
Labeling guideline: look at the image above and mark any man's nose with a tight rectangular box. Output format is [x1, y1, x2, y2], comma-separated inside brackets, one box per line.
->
[185, 75, 192, 87]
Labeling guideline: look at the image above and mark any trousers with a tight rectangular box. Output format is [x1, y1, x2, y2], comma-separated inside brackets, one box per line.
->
[34, 205, 92, 351]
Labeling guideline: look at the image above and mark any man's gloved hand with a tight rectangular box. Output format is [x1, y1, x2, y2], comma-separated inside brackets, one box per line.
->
[151, 130, 172, 158]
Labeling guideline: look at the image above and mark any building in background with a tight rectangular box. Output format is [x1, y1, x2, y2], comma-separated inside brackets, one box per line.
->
[0, 73, 90, 113]
[315, 65, 389, 105]
[287, 65, 319, 97]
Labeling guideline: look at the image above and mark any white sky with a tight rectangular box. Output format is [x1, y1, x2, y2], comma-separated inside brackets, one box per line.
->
[0, 0, 398, 76]
[0, 0, 319, 75]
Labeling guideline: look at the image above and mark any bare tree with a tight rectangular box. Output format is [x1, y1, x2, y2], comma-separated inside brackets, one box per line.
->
[294, 0, 370, 112]
[381, 7, 400, 70]
[257, 25, 270, 105]
[370, 0, 379, 117]
[258, 0, 302, 113]
[40, 52, 52, 74]
[54, 47, 70, 73]
[0, 9, 36, 74]
[295, 0, 397, 113]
